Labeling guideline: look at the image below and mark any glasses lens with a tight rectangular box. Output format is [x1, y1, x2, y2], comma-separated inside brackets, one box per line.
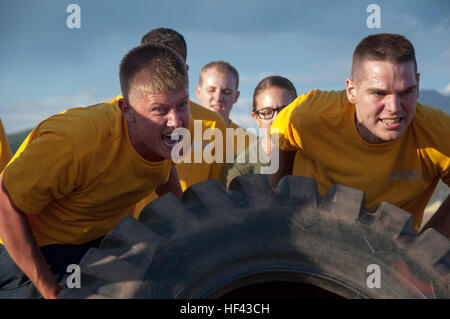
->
[257, 109, 274, 120]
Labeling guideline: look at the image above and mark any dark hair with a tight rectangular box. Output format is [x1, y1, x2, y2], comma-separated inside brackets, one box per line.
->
[252, 75, 297, 111]
[199, 61, 239, 89]
[119, 45, 188, 100]
[140, 28, 187, 62]
[352, 33, 417, 81]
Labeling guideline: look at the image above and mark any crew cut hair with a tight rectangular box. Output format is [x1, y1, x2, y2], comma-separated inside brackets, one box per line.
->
[140, 28, 187, 62]
[352, 33, 417, 81]
[199, 61, 239, 89]
[252, 75, 297, 111]
[119, 44, 188, 100]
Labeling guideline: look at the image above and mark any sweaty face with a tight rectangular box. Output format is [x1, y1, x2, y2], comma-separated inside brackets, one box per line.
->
[347, 60, 419, 144]
[252, 87, 295, 131]
[195, 68, 239, 124]
[124, 88, 190, 162]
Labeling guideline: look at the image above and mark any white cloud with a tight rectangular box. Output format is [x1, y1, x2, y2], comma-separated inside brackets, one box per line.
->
[442, 83, 450, 96]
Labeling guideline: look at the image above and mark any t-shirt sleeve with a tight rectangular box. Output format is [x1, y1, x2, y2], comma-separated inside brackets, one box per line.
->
[441, 158, 450, 186]
[2, 130, 78, 214]
[270, 93, 310, 152]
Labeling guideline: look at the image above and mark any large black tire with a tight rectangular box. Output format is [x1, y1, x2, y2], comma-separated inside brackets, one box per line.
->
[59, 175, 449, 299]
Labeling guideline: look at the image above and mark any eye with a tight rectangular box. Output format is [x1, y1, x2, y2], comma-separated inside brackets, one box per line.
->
[153, 107, 169, 115]
[400, 89, 414, 96]
[176, 102, 189, 110]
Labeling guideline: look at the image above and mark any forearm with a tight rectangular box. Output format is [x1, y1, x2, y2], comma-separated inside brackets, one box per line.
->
[155, 166, 183, 200]
[268, 149, 296, 188]
[0, 178, 61, 298]
[421, 194, 450, 238]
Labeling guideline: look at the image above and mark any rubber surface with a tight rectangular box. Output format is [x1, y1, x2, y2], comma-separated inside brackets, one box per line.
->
[59, 175, 449, 299]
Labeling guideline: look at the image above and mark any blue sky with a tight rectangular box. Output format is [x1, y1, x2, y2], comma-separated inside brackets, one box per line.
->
[1, 0, 449, 134]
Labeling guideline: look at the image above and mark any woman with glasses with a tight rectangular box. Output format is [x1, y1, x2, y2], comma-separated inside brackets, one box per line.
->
[221, 75, 297, 190]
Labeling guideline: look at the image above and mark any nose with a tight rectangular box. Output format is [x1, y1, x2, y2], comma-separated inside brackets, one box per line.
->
[386, 94, 401, 114]
[212, 90, 223, 103]
[167, 108, 182, 128]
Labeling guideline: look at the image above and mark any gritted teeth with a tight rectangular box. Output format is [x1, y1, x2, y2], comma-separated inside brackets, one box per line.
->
[380, 118, 401, 124]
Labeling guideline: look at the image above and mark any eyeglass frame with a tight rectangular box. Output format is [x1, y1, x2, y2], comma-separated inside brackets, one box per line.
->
[253, 105, 287, 120]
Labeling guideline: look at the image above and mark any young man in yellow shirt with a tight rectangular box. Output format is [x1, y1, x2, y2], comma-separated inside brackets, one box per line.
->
[0, 45, 190, 298]
[136, 28, 228, 192]
[196, 61, 257, 157]
[0, 119, 12, 173]
[106, 28, 229, 216]
[270, 33, 450, 238]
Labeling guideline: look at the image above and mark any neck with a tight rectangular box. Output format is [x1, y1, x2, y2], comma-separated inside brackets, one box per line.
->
[127, 122, 163, 162]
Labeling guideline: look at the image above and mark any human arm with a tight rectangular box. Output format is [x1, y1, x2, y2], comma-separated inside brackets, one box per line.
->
[155, 166, 183, 200]
[420, 193, 450, 238]
[0, 175, 61, 298]
[268, 148, 296, 188]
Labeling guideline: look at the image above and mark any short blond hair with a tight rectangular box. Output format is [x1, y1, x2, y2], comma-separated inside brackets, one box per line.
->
[199, 61, 239, 89]
[119, 45, 188, 100]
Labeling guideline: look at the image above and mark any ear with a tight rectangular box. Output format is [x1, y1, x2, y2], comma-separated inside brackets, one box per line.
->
[415, 73, 420, 99]
[346, 78, 358, 104]
[251, 111, 258, 121]
[234, 90, 240, 103]
[118, 98, 136, 122]
[186, 64, 190, 71]
[195, 85, 202, 99]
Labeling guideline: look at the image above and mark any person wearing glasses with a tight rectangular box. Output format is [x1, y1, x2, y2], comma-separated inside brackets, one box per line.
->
[221, 75, 297, 189]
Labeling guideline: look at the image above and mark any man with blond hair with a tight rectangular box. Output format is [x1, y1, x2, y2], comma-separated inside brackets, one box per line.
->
[270, 33, 449, 237]
[196, 60, 257, 156]
[104, 28, 229, 216]
[0, 45, 190, 298]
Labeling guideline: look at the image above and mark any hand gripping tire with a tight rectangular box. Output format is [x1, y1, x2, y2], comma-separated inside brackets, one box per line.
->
[59, 175, 449, 299]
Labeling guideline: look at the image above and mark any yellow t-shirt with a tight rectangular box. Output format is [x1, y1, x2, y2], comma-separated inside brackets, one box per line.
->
[271, 89, 450, 233]
[1, 103, 173, 246]
[106, 95, 228, 217]
[0, 118, 12, 173]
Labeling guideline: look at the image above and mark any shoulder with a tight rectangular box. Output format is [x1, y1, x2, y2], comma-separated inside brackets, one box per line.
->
[290, 89, 348, 117]
[33, 103, 123, 155]
[413, 103, 450, 133]
[411, 103, 450, 157]
[189, 101, 227, 130]
[275, 89, 348, 129]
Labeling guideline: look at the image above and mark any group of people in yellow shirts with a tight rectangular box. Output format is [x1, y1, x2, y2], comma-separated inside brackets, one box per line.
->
[0, 28, 448, 299]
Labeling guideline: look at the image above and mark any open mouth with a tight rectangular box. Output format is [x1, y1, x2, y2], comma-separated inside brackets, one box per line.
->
[379, 117, 402, 128]
[210, 104, 224, 111]
[162, 132, 183, 147]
